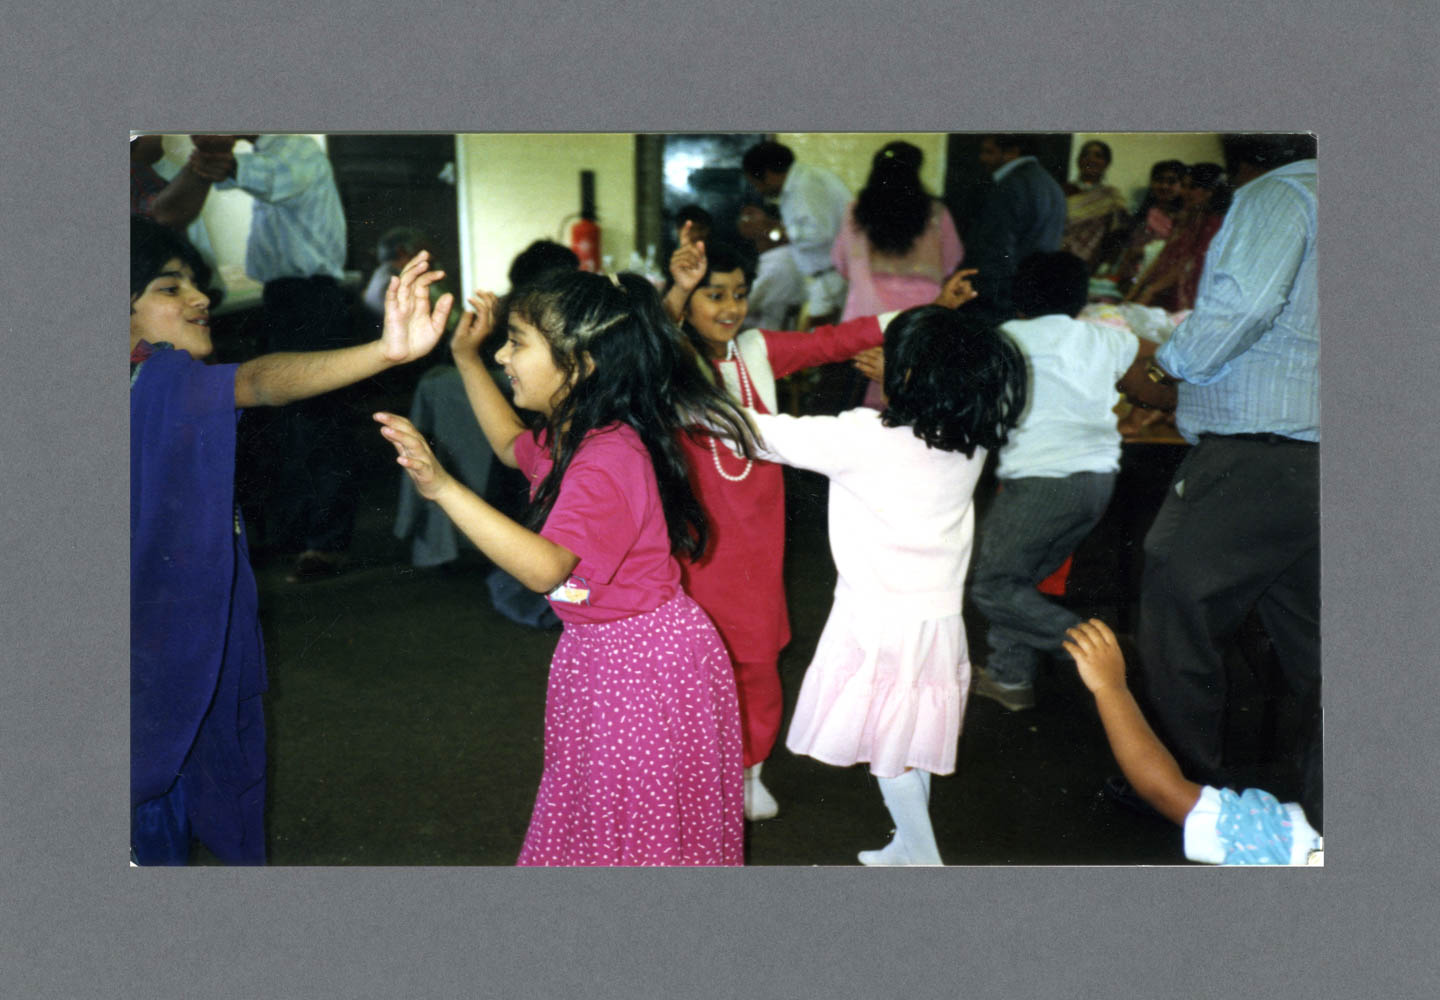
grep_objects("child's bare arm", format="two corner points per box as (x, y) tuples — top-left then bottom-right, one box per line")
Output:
(374, 412), (578, 591)
(450, 292), (526, 468)
(233, 252), (451, 408)
(1063, 619), (1203, 825)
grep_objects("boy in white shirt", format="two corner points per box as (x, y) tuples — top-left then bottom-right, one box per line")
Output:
(969, 251), (1156, 711)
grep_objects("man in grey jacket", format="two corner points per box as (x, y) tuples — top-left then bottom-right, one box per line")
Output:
(967, 134), (1067, 321)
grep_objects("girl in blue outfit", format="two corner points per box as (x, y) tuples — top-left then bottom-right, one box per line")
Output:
(1063, 619), (1322, 865)
(130, 217), (451, 864)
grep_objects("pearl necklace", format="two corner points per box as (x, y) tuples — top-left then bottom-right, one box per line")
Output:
(710, 340), (754, 482)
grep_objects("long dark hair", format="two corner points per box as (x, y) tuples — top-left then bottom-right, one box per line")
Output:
(852, 141), (933, 256)
(880, 305), (1027, 457)
(509, 269), (756, 558)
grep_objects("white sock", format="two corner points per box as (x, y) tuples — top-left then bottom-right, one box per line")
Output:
(744, 762), (779, 821)
(858, 770), (942, 866)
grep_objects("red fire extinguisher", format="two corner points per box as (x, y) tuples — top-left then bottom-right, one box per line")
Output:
(569, 170), (601, 272)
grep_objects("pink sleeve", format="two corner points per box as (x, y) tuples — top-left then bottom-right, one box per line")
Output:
(511, 429), (544, 479)
(761, 316), (885, 380)
(536, 442), (638, 586)
(940, 206), (964, 272)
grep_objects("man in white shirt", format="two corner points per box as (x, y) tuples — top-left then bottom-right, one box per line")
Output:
(742, 141), (851, 324)
(969, 251), (1153, 711)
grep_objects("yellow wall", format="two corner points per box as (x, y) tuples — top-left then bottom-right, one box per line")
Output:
(1071, 132), (1226, 207)
(456, 133), (637, 294)
(778, 132), (949, 198)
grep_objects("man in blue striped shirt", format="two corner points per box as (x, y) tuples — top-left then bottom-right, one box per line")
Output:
(1126, 134), (1321, 828)
(217, 135), (356, 581)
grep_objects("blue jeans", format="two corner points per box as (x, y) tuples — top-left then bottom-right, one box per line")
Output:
(968, 472), (1116, 685)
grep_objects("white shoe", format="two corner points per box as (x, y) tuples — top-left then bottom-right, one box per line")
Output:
(744, 763), (779, 821)
(858, 834), (910, 866)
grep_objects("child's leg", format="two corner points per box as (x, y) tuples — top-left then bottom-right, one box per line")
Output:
(733, 658), (783, 819)
(859, 769), (942, 866)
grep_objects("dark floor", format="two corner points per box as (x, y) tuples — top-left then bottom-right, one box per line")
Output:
(211, 382), (1303, 867)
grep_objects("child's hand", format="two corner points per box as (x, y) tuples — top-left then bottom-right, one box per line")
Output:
(451, 291), (500, 363)
(374, 411), (453, 500)
(935, 267), (979, 309)
(1062, 618), (1127, 694)
(852, 345), (885, 385)
(380, 251), (454, 363)
(669, 236), (707, 295)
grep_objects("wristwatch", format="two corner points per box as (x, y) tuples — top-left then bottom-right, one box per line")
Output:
(1145, 360), (1177, 386)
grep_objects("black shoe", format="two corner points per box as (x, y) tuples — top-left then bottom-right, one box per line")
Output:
(1101, 775), (1165, 822)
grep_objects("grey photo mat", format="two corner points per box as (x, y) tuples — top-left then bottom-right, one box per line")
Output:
(5, 0), (1438, 997)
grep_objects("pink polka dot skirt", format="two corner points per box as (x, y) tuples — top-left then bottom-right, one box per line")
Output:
(516, 593), (745, 866)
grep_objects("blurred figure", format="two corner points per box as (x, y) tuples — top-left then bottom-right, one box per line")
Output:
(130, 133), (235, 231)
(1126, 163), (1230, 311)
(831, 140), (963, 408)
(966, 134), (1067, 321)
(742, 140), (851, 325)
(215, 135), (355, 582)
(737, 202), (805, 331)
(1110, 159), (1186, 293)
(1059, 140), (1130, 274)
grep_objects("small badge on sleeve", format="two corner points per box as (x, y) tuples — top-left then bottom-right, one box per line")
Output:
(547, 576), (591, 605)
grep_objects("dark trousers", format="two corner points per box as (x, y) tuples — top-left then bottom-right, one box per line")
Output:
(968, 472), (1116, 685)
(1136, 435), (1321, 822)
(256, 276), (360, 553)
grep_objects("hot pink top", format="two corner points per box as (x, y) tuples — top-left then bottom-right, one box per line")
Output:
(514, 424), (680, 625)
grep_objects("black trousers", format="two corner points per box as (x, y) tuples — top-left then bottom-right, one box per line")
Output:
(256, 276), (360, 553)
(1136, 434), (1321, 823)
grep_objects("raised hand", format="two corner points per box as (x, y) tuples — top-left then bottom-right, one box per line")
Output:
(1062, 618), (1127, 694)
(451, 290), (501, 364)
(669, 236), (708, 296)
(374, 411), (452, 500)
(935, 267), (980, 309)
(380, 251), (454, 363)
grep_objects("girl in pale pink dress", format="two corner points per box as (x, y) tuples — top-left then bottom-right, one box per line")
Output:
(831, 141), (964, 409)
(739, 302), (1026, 865)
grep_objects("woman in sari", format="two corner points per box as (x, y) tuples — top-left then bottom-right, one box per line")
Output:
(1060, 140), (1130, 274)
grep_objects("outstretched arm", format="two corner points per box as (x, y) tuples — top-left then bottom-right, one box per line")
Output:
(449, 291), (527, 468)
(233, 251), (452, 408)
(374, 412), (579, 592)
(1063, 619), (1203, 825)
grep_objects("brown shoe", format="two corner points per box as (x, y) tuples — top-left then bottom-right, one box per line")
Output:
(287, 550), (343, 583)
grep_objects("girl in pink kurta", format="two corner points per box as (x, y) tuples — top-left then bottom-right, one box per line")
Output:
(377, 269), (757, 866)
(735, 303), (1027, 865)
(830, 141), (964, 410)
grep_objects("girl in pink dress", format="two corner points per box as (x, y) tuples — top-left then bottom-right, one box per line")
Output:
(375, 269), (756, 866)
(830, 141), (964, 410)
(734, 302), (1027, 865)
